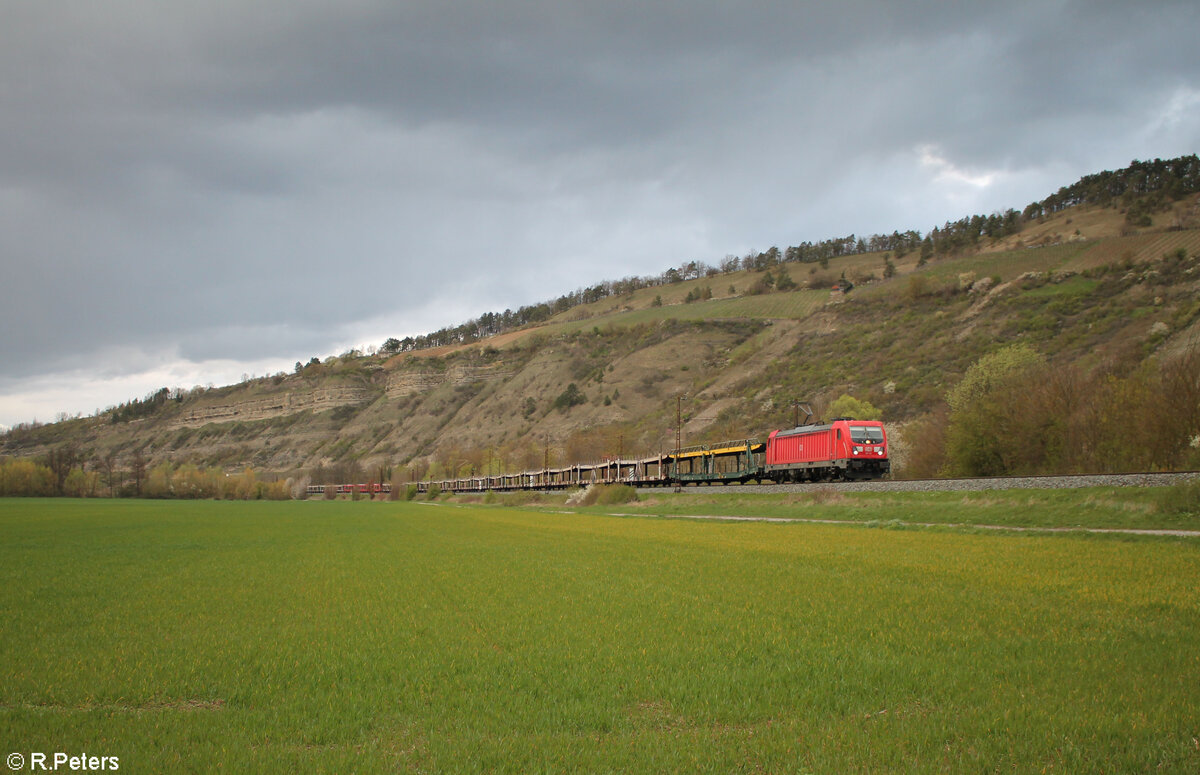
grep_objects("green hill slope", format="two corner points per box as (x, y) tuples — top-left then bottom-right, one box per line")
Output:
(4, 191), (1200, 487)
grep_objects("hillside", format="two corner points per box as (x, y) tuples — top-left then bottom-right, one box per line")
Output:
(4, 177), (1200, 488)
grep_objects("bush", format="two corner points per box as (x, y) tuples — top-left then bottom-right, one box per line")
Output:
(746, 276), (773, 295)
(553, 383), (587, 411)
(494, 491), (546, 507)
(904, 275), (932, 301)
(63, 468), (100, 498)
(937, 343), (1200, 477)
(894, 408), (949, 479)
(0, 458), (55, 496)
(946, 344), (1042, 416)
(943, 345), (1046, 477)
(828, 394), (882, 421)
(426, 483), (442, 500)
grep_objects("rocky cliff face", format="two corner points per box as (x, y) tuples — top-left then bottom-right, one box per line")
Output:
(172, 386), (376, 427)
(386, 363), (514, 398)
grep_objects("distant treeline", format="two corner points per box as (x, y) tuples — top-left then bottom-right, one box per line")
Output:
(308, 460), (393, 487)
(0, 452), (289, 500)
(108, 386), (184, 423)
(0, 455), (399, 499)
(1023, 155), (1200, 221)
(384, 155), (1199, 355)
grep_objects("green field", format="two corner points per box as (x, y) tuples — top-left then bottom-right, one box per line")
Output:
(2, 498), (1199, 772)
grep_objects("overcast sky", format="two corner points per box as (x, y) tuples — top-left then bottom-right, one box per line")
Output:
(2, 1), (1198, 428)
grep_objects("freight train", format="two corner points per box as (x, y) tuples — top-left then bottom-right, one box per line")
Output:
(305, 482), (392, 497)
(415, 418), (888, 494)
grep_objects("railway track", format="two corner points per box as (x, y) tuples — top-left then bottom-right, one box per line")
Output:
(651, 471), (1200, 495)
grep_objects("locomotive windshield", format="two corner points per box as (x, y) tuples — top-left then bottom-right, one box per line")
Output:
(850, 426), (885, 444)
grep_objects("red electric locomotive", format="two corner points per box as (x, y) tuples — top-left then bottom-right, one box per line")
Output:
(764, 418), (889, 482)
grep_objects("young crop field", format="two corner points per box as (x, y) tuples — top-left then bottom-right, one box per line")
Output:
(1, 498), (1198, 772)
(1074, 229), (1200, 270)
(915, 242), (1093, 287)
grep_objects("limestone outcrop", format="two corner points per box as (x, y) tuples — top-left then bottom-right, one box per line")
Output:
(172, 386), (373, 427)
(386, 364), (512, 398)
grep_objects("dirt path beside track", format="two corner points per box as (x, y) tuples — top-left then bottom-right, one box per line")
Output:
(605, 511), (1200, 538)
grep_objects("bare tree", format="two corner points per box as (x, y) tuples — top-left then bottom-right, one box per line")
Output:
(97, 450), (120, 497)
(130, 448), (147, 496)
(45, 444), (80, 495)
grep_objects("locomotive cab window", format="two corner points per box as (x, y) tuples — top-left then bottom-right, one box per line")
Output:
(850, 427), (885, 444)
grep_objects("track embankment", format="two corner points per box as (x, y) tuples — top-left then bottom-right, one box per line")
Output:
(607, 511), (1200, 538)
(628, 472), (1200, 538)
(687, 471), (1200, 495)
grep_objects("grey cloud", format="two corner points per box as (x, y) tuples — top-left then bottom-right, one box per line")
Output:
(1, 1), (1199, 424)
